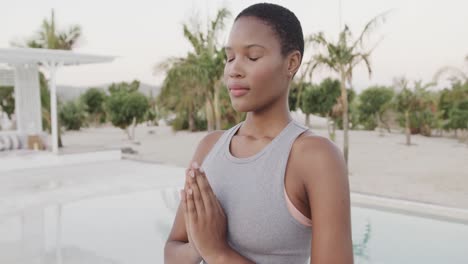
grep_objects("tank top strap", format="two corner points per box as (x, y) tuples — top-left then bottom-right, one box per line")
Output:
(270, 120), (308, 160)
(201, 122), (243, 170)
(270, 120), (309, 197)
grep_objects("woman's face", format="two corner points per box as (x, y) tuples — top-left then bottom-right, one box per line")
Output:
(223, 16), (291, 113)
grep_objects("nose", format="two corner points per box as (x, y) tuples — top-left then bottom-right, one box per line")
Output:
(225, 58), (245, 79)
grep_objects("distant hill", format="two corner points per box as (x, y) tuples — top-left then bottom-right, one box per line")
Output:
(57, 82), (161, 102)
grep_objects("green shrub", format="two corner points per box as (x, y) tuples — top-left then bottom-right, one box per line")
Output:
(105, 90), (149, 131)
(59, 100), (85, 130)
(80, 88), (107, 124)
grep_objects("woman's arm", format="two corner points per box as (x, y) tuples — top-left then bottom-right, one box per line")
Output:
(164, 130), (224, 264)
(295, 136), (354, 264)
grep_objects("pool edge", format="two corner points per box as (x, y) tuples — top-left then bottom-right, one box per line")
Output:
(351, 192), (468, 225)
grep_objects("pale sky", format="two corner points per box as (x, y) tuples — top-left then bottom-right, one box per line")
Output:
(1, 0), (467, 92)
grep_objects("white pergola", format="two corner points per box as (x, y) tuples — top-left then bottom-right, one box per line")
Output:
(0, 48), (115, 154)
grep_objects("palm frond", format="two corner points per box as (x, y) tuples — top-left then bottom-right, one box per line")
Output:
(349, 53), (372, 77)
(183, 24), (203, 55)
(351, 9), (393, 50)
(211, 8), (230, 34)
(313, 54), (339, 72)
(307, 32), (329, 47)
(361, 53), (372, 78)
(58, 25), (82, 49)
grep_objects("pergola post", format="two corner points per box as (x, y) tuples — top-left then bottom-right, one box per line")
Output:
(46, 62), (61, 154)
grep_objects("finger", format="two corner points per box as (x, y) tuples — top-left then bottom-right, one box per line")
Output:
(214, 196), (225, 216)
(181, 189), (194, 243)
(192, 162), (219, 214)
(184, 168), (195, 198)
(186, 187), (197, 223)
(198, 168), (225, 215)
(188, 168), (205, 215)
(185, 168), (192, 187)
(191, 161), (200, 170)
(195, 167), (217, 209)
(180, 189), (188, 218)
(194, 164), (211, 191)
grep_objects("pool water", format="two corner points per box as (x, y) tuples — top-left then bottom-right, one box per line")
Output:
(0, 188), (467, 264)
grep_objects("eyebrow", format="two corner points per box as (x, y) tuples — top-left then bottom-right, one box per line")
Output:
(224, 44), (266, 51)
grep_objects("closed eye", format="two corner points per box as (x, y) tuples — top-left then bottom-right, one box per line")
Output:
(226, 57), (259, 62)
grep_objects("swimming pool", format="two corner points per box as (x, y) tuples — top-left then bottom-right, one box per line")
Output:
(0, 188), (467, 264)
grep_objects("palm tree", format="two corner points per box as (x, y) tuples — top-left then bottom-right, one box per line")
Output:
(13, 9), (82, 50)
(156, 8), (230, 131)
(12, 9), (82, 147)
(394, 78), (436, 145)
(157, 55), (207, 131)
(304, 12), (389, 164)
(438, 82), (468, 138)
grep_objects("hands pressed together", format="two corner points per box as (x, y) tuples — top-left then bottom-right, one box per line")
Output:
(180, 162), (229, 263)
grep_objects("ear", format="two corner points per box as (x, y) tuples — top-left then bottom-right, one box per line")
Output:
(286, 50), (302, 78)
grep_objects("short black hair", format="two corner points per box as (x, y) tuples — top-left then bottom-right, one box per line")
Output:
(235, 3), (304, 62)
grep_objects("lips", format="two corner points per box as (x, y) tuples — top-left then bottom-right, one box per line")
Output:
(228, 84), (250, 97)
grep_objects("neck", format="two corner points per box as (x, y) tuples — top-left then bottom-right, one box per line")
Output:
(240, 94), (292, 139)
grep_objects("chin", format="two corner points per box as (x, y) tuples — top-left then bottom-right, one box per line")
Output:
(231, 100), (254, 113)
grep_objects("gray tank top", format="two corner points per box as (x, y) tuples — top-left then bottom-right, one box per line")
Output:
(200, 119), (312, 264)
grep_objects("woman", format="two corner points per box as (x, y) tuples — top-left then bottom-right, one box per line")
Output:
(165, 3), (353, 263)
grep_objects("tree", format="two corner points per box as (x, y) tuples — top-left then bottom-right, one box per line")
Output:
(334, 88), (358, 131)
(394, 78), (436, 145)
(318, 78), (342, 140)
(289, 82), (301, 112)
(59, 100), (85, 130)
(448, 100), (468, 132)
(438, 81), (468, 138)
(357, 86), (394, 132)
(299, 78), (342, 140)
(80, 88), (107, 125)
(395, 83), (415, 146)
(108, 80), (139, 94)
(105, 81), (149, 141)
(300, 83), (321, 128)
(157, 55), (207, 131)
(305, 12), (389, 164)
(156, 8), (230, 131)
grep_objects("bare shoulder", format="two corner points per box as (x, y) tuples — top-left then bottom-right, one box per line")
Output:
(289, 130), (349, 207)
(188, 130), (225, 167)
(291, 131), (347, 179)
